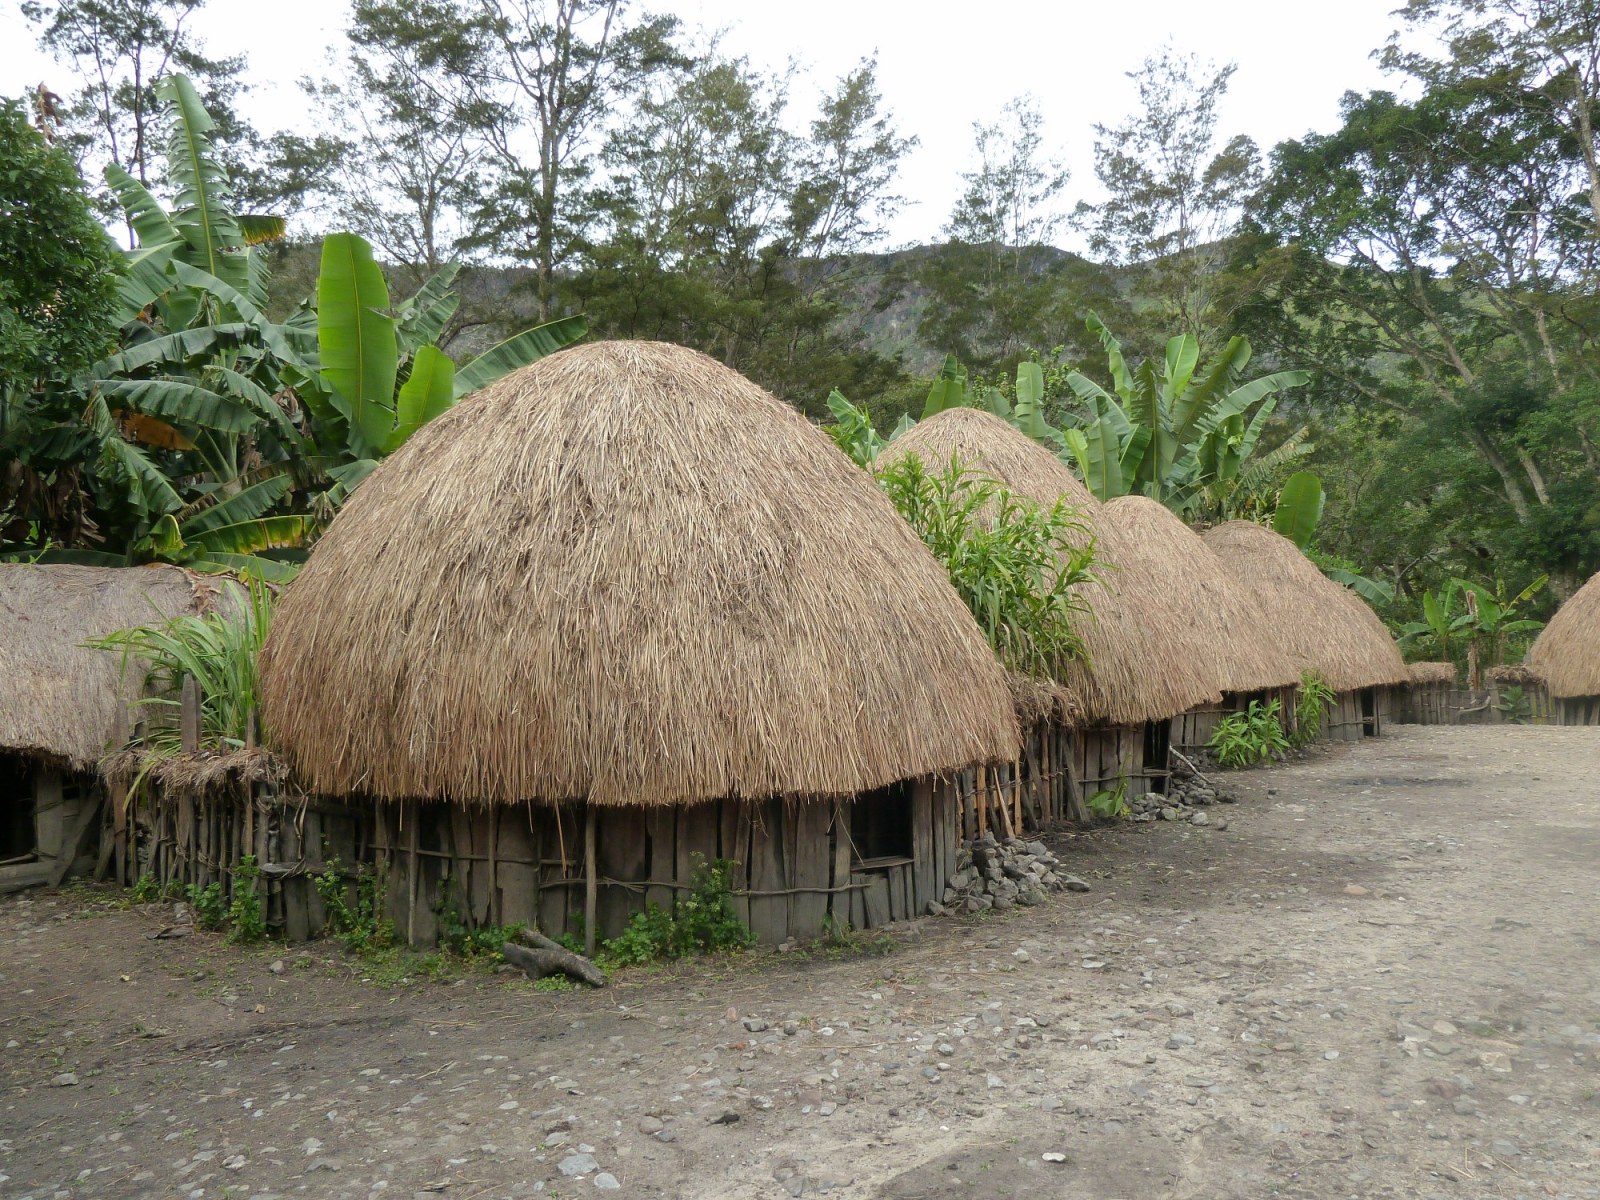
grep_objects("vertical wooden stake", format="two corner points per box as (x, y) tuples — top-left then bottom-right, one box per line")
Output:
(488, 809), (501, 928)
(180, 676), (201, 754)
(111, 704), (129, 885)
(583, 805), (598, 958)
(976, 766), (989, 839)
(406, 800), (419, 946)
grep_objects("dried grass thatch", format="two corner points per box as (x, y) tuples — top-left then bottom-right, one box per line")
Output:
(0, 564), (231, 769)
(881, 408), (1221, 726)
(1528, 570), (1600, 697)
(1486, 662), (1544, 689)
(1102, 496), (1300, 695)
(1202, 521), (1408, 691)
(260, 341), (1019, 807)
(102, 745), (289, 793)
(1407, 661), (1458, 685)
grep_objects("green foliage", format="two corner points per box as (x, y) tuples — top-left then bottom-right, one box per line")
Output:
(92, 577), (273, 758)
(224, 855), (266, 944)
(1272, 472), (1325, 549)
(1086, 779), (1129, 820)
(0, 98), (122, 394)
(186, 880), (227, 930)
(534, 974), (577, 992)
(130, 871), (169, 903)
(1207, 699), (1290, 768)
(600, 857), (753, 967)
(1291, 673), (1336, 747)
(314, 858), (396, 954)
(876, 453), (1098, 678)
(1495, 686), (1531, 726)
(433, 878), (524, 963)
(1061, 313), (1310, 515)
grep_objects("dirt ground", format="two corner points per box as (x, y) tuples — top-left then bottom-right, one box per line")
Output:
(3, 724), (1599, 1200)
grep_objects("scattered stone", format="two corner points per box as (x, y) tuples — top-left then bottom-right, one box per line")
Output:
(594, 1174), (620, 1190)
(709, 1109), (741, 1125)
(742, 1017), (769, 1033)
(1343, 885), (1370, 897)
(1042, 1152), (1067, 1164)
(48, 1072), (78, 1087)
(637, 1116), (664, 1135)
(1190, 811), (1210, 827)
(558, 1154), (599, 1177)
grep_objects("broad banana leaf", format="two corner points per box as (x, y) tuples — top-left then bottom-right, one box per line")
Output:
(317, 232), (398, 457)
(389, 346), (456, 451)
(178, 473), (294, 536)
(238, 214), (287, 246)
(1011, 361), (1063, 445)
(1327, 567), (1394, 605)
(186, 515), (314, 555)
(114, 242), (181, 322)
(181, 552), (302, 583)
(98, 377), (258, 434)
(1272, 472), (1325, 548)
(213, 368), (303, 447)
(453, 315), (589, 398)
(87, 396), (182, 514)
(1160, 334), (1199, 405)
(1085, 313), (1135, 400)
(922, 354), (967, 418)
(395, 264), (464, 354)
(105, 164), (179, 249)
(92, 323), (254, 378)
(157, 75), (248, 294)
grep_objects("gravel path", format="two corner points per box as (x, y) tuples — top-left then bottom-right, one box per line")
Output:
(2, 724), (1598, 1199)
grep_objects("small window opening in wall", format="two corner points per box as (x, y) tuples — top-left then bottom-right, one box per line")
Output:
(849, 781), (912, 864)
(1360, 687), (1378, 736)
(0, 757), (37, 860)
(1142, 720), (1171, 795)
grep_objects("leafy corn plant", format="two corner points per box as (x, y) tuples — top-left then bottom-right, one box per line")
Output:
(90, 577), (274, 756)
(1207, 699), (1290, 768)
(1291, 673), (1336, 747)
(877, 454), (1100, 678)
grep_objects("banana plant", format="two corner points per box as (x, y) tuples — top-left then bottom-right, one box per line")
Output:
(1398, 583), (1464, 660)
(1453, 576), (1547, 686)
(823, 389), (912, 467)
(920, 354), (1066, 444)
(1062, 314), (1310, 510)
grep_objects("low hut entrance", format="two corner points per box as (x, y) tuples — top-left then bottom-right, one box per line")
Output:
(1, 757), (36, 860)
(1361, 688), (1378, 736)
(1141, 721), (1171, 794)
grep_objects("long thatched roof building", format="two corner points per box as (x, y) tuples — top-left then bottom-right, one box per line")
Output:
(1202, 521), (1407, 692)
(0, 563), (224, 769)
(880, 408), (1221, 728)
(1529, 570), (1600, 703)
(260, 340), (1019, 808)
(1102, 496), (1300, 696)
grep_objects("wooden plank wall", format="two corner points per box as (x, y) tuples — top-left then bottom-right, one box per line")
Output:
(1393, 683), (1554, 725)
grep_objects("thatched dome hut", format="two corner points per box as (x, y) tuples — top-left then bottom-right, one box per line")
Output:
(260, 342), (1022, 945)
(262, 341), (1017, 805)
(0, 563), (221, 769)
(1102, 496), (1299, 696)
(881, 409), (1220, 727)
(1529, 571), (1600, 722)
(0, 563), (227, 885)
(1201, 521), (1407, 693)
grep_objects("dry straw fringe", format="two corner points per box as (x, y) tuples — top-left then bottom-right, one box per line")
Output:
(1202, 521), (1408, 692)
(1101, 495), (1301, 695)
(1486, 662), (1543, 689)
(0, 563), (230, 769)
(881, 408), (1221, 726)
(1529, 569), (1600, 697)
(260, 341), (1020, 807)
(1407, 661), (1458, 685)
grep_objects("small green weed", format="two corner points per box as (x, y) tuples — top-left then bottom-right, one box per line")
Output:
(434, 878), (524, 963)
(185, 881), (227, 931)
(131, 872), (164, 904)
(534, 974), (576, 992)
(314, 858), (395, 954)
(1207, 699), (1291, 768)
(1086, 779), (1129, 820)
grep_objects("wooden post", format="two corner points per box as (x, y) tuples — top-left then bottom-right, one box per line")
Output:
(976, 766), (988, 838)
(179, 676), (201, 754)
(111, 704), (129, 885)
(406, 800), (419, 945)
(583, 805), (598, 957)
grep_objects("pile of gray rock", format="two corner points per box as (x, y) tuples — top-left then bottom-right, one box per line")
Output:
(934, 834), (1089, 916)
(1129, 771), (1238, 824)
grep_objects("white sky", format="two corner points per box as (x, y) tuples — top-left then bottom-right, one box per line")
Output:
(2, 0), (1415, 250)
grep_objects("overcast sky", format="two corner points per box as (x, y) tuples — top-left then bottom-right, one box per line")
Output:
(1, 0), (1418, 250)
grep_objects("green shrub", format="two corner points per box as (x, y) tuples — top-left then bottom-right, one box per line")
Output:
(314, 858), (395, 954)
(131, 872), (165, 903)
(434, 878), (524, 962)
(601, 856), (753, 966)
(186, 881), (227, 930)
(1086, 779), (1129, 820)
(224, 855), (266, 944)
(1496, 685), (1531, 725)
(1207, 699), (1291, 768)
(1291, 673), (1336, 747)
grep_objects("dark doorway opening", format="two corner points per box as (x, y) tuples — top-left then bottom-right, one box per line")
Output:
(0, 756), (36, 860)
(850, 781), (913, 864)
(1142, 720), (1171, 795)
(1360, 687), (1378, 736)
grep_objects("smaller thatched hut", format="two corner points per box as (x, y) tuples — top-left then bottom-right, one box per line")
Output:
(260, 341), (1020, 946)
(0, 564), (228, 890)
(1202, 522), (1408, 740)
(882, 409), (1221, 804)
(1529, 572), (1600, 724)
(1101, 497), (1301, 753)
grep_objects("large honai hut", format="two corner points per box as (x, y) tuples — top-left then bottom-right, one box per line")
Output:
(1202, 521), (1408, 740)
(259, 341), (1019, 947)
(880, 408), (1220, 807)
(1100, 496), (1301, 753)
(1528, 570), (1600, 724)
(0, 564), (230, 891)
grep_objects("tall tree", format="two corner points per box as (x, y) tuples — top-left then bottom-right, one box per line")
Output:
(1076, 48), (1260, 341)
(22, 0), (254, 233)
(469, 0), (683, 320)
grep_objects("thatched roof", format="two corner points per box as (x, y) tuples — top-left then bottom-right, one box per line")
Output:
(1201, 521), (1409, 691)
(259, 341), (1019, 807)
(1529, 571), (1600, 697)
(1487, 662), (1543, 689)
(1408, 661), (1457, 685)
(881, 409), (1221, 726)
(1101, 496), (1301, 695)
(0, 564), (228, 769)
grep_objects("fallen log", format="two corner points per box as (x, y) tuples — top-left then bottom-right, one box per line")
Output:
(503, 928), (608, 988)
